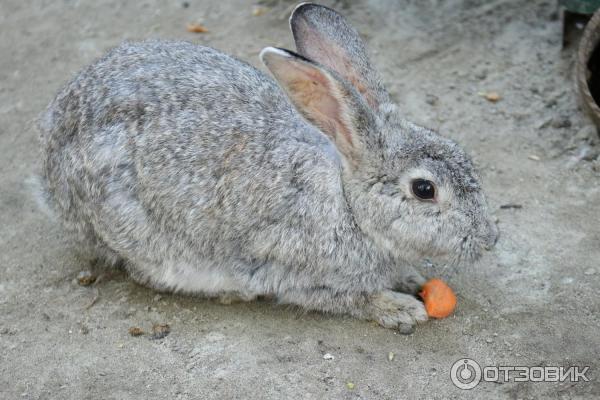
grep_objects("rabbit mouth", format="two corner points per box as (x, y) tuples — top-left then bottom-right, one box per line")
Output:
(452, 235), (481, 265)
(409, 236), (481, 267)
(457, 235), (485, 263)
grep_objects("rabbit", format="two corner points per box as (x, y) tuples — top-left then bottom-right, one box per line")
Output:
(36, 2), (498, 332)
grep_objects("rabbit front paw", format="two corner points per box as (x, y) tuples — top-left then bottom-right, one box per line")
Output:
(368, 290), (428, 334)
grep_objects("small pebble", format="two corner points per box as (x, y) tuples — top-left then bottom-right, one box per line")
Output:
(323, 353), (335, 360)
(528, 154), (540, 161)
(486, 337), (494, 344)
(551, 116), (571, 129)
(584, 268), (596, 276)
(425, 94), (438, 106)
(388, 352), (395, 361)
(76, 271), (96, 286)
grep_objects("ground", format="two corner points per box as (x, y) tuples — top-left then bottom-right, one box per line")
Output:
(1, 0), (599, 399)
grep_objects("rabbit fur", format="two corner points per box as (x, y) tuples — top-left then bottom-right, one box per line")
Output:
(37, 3), (498, 331)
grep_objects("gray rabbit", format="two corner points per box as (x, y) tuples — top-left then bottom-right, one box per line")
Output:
(37, 3), (497, 332)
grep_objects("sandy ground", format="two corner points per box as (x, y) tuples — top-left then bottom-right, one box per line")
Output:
(1, 0), (599, 399)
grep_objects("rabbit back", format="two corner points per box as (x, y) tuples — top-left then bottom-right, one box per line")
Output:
(39, 40), (347, 292)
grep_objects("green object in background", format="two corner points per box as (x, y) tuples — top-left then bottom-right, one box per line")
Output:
(560, 0), (600, 14)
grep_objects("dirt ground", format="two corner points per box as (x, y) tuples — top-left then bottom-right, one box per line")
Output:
(1, 0), (599, 399)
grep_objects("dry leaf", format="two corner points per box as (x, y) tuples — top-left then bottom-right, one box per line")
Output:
(252, 6), (268, 16)
(481, 91), (501, 102)
(128, 327), (144, 337)
(187, 23), (208, 33)
(151, 323), (171, 340)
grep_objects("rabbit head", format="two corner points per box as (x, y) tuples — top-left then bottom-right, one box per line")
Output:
(261, 3), (498, 265)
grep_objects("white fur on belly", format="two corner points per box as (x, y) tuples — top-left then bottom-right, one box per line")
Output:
(157, 260), (243, 295)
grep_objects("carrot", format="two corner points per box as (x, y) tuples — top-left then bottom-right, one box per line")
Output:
(418, 278), (457, 319)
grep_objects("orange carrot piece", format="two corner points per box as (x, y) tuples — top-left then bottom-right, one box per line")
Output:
(418, 278), (457, 319)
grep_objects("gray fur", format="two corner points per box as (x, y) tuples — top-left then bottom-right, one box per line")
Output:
(37, 3), (497, 331)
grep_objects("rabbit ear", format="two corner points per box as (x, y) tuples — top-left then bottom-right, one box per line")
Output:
(290, 3), (389, 110)
(261, 47), (374, 167)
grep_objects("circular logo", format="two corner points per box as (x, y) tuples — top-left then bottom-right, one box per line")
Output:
(450, 358), (482, 390)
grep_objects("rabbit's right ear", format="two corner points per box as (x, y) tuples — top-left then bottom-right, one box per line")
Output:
(261, 47), (375, 167)
(290, 3), (389, 110)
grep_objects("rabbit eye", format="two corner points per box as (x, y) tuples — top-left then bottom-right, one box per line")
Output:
(411, 179), (436, 201)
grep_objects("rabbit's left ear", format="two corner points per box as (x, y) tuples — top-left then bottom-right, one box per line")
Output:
(290, 3), (389, 110)
(261, 47), (375, 168)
